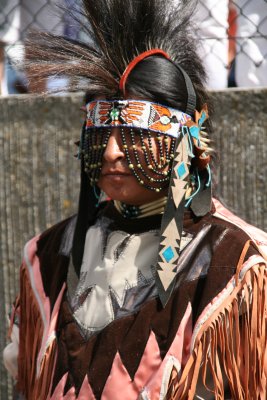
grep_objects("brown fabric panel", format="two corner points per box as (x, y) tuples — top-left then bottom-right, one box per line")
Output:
(52, 299), (96, 395)
(39, 205), (262, 399)
(37, 216), (75, 255)
(87, 311), (159, 397)
(197, 222), (259, 318)
(52, 278), (203, 398)
(51, 223), (213, 398)
(36, 217), (73, 308)
(152, 279), (199, 357)
(53, 297), (138, 398)
(51, 217), (213, 397)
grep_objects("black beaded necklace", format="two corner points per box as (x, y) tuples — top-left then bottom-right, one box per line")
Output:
(114, 197), (167, 219)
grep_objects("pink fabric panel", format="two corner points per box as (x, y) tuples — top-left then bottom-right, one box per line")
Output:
(63, 386), (76, 400)
(102, 332), (161, 399)
(27, 237), (67, 376)
(101, 351), (137, 400)
(49, 373), (96, 399)
(133, 331), (162, 389)
(169, 302), (192, 367)
(26, 236), (50, 319)
(49, 373), (69, 399)
(144, 302), (192, 399)
(77, 375), (96, 400)
(213, 198), (267, 246)
(24, 237), (51, 375)
(38, 283), (66, 375)
(25, 236), (68, 378)
(49, 283), (66, 337)
(26, 236), (51, 331)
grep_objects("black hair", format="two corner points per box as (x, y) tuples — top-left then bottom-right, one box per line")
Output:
(125, 55), (213, 140)
(126, 57), (188, 110)
(126, 56), (209, 114)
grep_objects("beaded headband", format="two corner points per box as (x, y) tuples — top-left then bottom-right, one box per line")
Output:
(85, 99), (192, 137)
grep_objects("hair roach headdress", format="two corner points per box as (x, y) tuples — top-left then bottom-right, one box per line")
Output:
(27, 0), (213, 307)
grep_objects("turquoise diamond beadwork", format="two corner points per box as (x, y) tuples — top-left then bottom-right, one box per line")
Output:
(177, 162), (187, 178)
(162, 246), (175, 263)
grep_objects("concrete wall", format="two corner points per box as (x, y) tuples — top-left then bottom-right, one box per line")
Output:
(0, 89), (266, 399)
(211, 88), (266, 229)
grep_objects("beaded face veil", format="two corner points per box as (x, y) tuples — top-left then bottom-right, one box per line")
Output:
(80, 99), (193, 192)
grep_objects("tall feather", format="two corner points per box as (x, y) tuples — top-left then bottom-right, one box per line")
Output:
(25, 0), (204, 96)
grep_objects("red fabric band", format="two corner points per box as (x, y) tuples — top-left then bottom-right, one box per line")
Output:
(119, 49), (170, 95)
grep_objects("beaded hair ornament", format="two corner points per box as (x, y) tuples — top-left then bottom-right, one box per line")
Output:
(79, 49), (211, 306)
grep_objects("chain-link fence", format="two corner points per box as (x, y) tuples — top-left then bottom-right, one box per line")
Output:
(0, 0), (267, 94)
(194, 0), (267, 88)
(0, 0), (84, 94)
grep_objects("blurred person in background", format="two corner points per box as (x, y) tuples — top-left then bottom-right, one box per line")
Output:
(0, 0), (65, 94)
(198, 0), (267, 88)
(193, 0), (230, 89)
(176, 0), (267, 89)
(235, 0), (267, 87)
(0, 0), (24, 94)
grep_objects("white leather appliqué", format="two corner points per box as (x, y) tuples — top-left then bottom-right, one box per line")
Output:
(71, 224), (160, 332)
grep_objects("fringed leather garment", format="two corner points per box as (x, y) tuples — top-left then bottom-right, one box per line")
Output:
(7, 199), (267, 400)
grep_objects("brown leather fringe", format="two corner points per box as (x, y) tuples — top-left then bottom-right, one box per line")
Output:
(167, 248), (267, 399)
(16, 264), (57, 400)
(8, 295), (20, 338)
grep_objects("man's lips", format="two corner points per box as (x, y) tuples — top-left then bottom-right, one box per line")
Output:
(101, 170), (131, 176)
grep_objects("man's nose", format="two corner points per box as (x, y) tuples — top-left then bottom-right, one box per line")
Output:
(103, 128), (125, 162)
